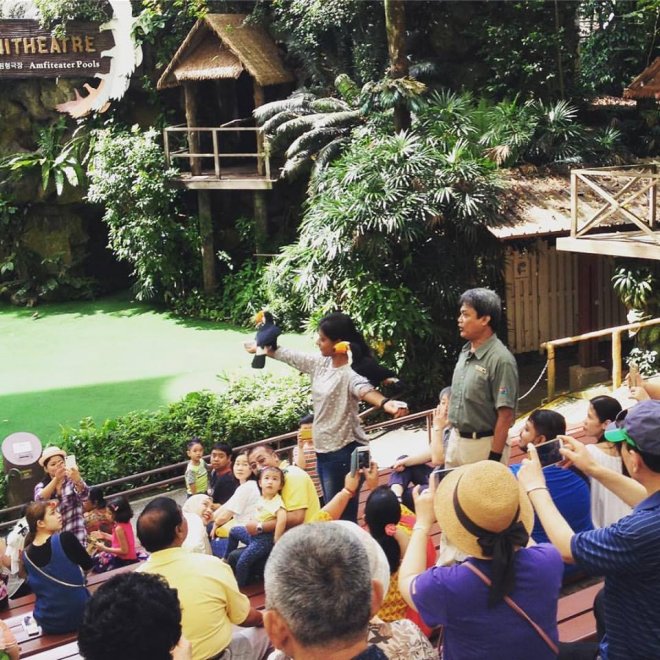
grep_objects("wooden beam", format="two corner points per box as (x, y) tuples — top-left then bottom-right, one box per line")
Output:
(557, 236), (660, 260)
(198, 190), (216, 292)
(253, 82), (265, 176)
(254, 191), (268, 255)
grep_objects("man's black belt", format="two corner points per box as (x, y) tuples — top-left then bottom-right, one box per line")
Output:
(457, 430), (493, 439)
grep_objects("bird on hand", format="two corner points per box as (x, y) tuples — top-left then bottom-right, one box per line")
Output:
(251, 310), (281, 369)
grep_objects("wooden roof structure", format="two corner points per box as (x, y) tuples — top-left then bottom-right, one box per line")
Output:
(492, 164), (660, 260)
(157, 14), (294, 90)
(624, 57), (660, 100)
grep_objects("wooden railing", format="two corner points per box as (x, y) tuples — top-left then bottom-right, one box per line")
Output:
(570, 163), (659, 241)
(541, 317), (660, 401)
(0, 407), (433, 530)
(163, 125), (271, 180)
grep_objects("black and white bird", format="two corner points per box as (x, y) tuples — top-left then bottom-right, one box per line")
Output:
(251, 310), (282, 369)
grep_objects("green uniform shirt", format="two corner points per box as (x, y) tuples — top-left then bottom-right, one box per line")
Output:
(448, 333), (518, 433)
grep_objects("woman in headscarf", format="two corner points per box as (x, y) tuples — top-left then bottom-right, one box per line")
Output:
(399, 461), (563, 660)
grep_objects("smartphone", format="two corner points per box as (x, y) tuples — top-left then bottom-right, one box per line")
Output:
(22, 614), (40, 637)
(350, 446), (370, 475)
(299, 426), (313, 442)
(64, 454), (77, 470)
(535, 438), (563, 467)
(429, 467), (456, 492)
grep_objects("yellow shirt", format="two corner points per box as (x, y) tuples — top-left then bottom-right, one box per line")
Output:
(279, 462), (321, 523)
(138, 547), (249, 660)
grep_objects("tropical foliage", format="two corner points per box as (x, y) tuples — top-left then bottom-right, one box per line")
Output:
(87, 126), (198, 301)
(265, 120), (505, 401)
(0, 119), (87, 196)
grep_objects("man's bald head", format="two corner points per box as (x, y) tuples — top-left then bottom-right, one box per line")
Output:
(136, 497), (184, 553)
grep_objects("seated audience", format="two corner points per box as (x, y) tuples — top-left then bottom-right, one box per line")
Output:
(247, 443), (320, 528)
(364, 486), (434, 627)
(264, 523), (388, 659)
(292, 414), (324, 505)
(582, 395), (631, 527)
(181, 494), (213, 554)
(211, 450), (260, 557)
(22, 500), (92, 634)
(510, 409), (593, 576)
(224, 466), (286, 586)
(389, 387), (451, 509)
(137, 496), (269, 660)
(209, 442), (239, 507)
(91, 495), (142, 573)
(78, 571), (191, 660)
(83, 487), (114, 555)
(518, 400), (660, 660)
(34, 446), (89, 545)
(399, 461), (563, 660)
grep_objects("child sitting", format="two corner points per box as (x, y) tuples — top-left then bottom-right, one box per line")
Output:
(90, 496), (142, 573)
(83, 487), (114, 556)
(224, 465), (286, 586)
(184, 438), (208, 497)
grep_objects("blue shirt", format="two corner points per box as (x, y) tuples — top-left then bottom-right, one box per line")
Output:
(571, 490), (660, 660)
(511, 464), (593, 578)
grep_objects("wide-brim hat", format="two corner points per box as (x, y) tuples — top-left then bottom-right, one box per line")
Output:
(434, 461), (534, 559)
(38, 446), (66, 468)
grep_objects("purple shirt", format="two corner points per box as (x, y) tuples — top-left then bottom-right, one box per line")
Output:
(412, 544), (562, 660)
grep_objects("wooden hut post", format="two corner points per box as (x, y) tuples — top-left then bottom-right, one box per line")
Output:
(198, 190), (217, 292)
(183, 82), (202, 176)
(253, 82), (265, 176)
(253, 81), (268, 254)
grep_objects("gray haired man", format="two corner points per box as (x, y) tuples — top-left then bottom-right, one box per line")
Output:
(263, 524), (386, 660)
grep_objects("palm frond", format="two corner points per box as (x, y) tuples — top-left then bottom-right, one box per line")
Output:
(261, 110), (304, 136)
(286, 127), (347, 159)
(310, 97), (351, 113)
(253, 94), (315, 125)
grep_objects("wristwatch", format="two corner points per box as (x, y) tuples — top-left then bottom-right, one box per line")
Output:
(256, 522), (263, 534)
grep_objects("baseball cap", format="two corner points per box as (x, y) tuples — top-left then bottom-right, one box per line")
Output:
(604, 400), (660, 455)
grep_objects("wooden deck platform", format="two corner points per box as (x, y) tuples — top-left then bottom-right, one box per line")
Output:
(172, 165), (278, 190)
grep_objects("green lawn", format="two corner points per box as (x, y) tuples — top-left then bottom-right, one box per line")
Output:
(0, 294), (315, 445)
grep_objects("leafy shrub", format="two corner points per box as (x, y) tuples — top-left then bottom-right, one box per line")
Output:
(55, 374), (311, 495)
(87, 126), (200, 301)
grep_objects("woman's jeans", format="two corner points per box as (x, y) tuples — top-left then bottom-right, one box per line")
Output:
(316, 441), (364, 523)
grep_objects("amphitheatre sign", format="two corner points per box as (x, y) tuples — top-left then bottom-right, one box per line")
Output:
(0, 20), (112, 77)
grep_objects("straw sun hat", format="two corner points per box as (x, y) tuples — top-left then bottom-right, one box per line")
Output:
(38, 446), (66, 468)
(434, 460), (534, 559)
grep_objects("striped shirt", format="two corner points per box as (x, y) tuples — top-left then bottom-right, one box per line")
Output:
(571, 490), (660, 660)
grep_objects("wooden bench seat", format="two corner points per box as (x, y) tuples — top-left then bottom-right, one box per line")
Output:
(557, 581), (602, 643)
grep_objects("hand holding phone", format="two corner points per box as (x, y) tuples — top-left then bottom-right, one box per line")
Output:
(350, 446), (370, 476)
(534, 438), (563, 467)
(65, 454), (77, 470)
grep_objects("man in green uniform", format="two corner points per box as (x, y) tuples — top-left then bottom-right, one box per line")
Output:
(446, 288), (518, 467)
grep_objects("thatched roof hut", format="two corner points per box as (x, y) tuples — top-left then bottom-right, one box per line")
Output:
(624, 57), (660, 100)
(157, 14), (293, 90)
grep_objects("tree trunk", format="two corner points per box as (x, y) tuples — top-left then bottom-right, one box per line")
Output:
(384, 0), (410, 132)
(198, 190), (216, 293)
